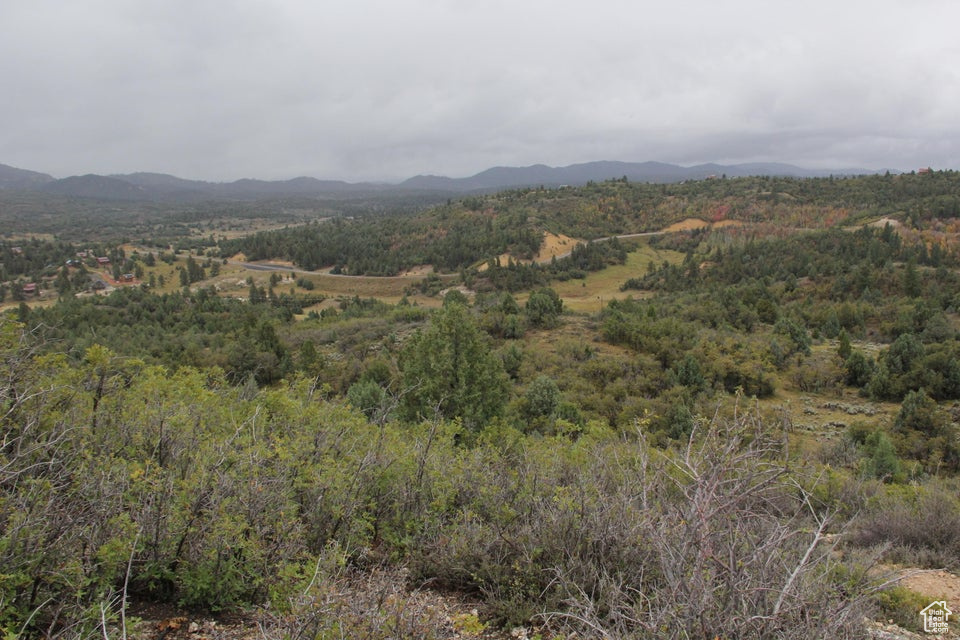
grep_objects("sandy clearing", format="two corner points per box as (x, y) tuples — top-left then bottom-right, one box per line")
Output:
(535, 232), (580, 262)
(475, 253), (514, 272)
(476, 232), (584, 271)
(254, 259), (295, 268)
(663, 218), (711, 232)
(897, 569), (960, 604)
(399, 264), (435, 276)
(869, 217), (903, 228)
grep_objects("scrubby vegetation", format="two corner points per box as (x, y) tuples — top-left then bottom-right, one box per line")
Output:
(5, 171), (960, 637)
(0, 318), (893, 638)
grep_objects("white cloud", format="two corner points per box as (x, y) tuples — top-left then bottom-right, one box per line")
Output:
(1, 0), (958, 180)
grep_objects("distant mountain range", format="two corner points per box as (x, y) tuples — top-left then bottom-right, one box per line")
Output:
(0, 160), (885, 203)
(399, 160), (879, 191)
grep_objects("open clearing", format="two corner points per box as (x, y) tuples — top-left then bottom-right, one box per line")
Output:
(897, 568), (960, 604)
(663, 217), (712, 232)
(535, 232), (580, 262)
(554, 240), (685, 312)
(219, 232), (686, 311)
(479, 231), (582, 271)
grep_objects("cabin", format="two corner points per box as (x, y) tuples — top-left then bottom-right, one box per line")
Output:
(21, 283), (37, 296)
(97, 256), (111, 265)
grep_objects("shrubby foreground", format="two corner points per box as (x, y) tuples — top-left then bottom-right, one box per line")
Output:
(0, 317), (923, 639)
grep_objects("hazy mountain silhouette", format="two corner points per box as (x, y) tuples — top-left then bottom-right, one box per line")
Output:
(401, 160), (877, 191)
(41, 174), (150, 200)
(0, 163), (55, 189)
(0, 160), (883, 203)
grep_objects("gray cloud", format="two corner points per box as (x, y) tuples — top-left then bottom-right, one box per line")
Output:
(2, 0), (957, 181)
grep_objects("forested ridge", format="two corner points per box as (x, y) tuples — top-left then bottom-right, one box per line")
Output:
(220, 170), (960, 274)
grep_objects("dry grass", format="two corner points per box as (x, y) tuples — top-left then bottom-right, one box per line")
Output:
(553, 241), (685, 312)
(478, 232), (583, 271)
(535, 232), (580, 262)
(712, 219), (744, 228)
(399, 264), (435, 276)
(1, 232), (58, 242)
(662, 217), (711, 232)
(868, 217), (903, 229)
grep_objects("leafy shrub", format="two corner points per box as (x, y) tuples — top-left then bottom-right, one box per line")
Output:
(851, 482), (960, 570)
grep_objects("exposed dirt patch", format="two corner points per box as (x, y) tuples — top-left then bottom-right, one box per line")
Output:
(897, 568), (960, 604)
(534, 232), (580, 262)
(400, 264), (435, 276)
(125, 581), (522, 640)
(252, 259), (295, 268)
(712, 219), (745, 228)
(477, 232), (584, 271)
(663, 217), (711, 232)
(870, 217), (904, 229)
(476, 252), (513, 271)
(659, 218), (743, 233)
(439, 285), (475, 299)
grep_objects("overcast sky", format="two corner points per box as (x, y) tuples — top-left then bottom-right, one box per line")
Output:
(2, 0), (958, 182)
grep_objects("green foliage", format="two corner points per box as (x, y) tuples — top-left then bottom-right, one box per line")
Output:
(673, 353), (706, 390)
(601, 296), (774, 399)
(19, 287), (310, 383)
(399, 304), (508, 430)
(523, 287), (563, 328)
(476, 240), (629, 292)
(409, 413), (875, 637)
(347, 379), (392, 422)
(843, 350), (874, 387)
(523, 375), (560, 419)
(887, 388), (959, 471)
(870, 334), (960, 401)
(837, 329), (851, 359)
(774, 316), (812, 356)
(220, 205), (542, 276)
(863, 430), (902, 482)
(851, 481), (960, 570)
(514, 374), (565, 433)
(894, 388), (940, 435)
(0, 315), (930, 638)
(498, 343), (523, 380)
(442, 288), (469, 307)
(873, 586), (928, 633)
(665, 398), (695, 440)
(10, 171), (960, 635)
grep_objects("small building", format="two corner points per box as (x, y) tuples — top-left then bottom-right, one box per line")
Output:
(97, 256), (111, 265)
(11, 247), (23, 255)
(121, 273), (135, 282)
(22, 283), (37, 295)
